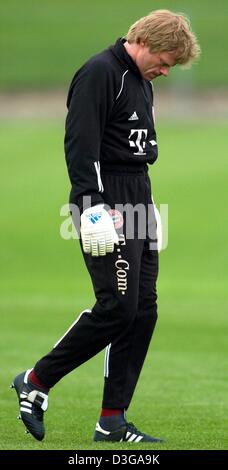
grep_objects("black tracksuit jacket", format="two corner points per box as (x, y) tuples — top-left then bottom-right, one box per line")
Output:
(64, 38), (158, 210)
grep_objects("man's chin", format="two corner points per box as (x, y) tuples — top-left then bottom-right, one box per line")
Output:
(144, 73), (158, 81)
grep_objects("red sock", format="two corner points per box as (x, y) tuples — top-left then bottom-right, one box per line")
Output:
(101, 408), (123, 417)
(28, 370), (49, 391)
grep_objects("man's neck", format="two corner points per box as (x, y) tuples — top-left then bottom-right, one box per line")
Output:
(123, 41), (139, 63)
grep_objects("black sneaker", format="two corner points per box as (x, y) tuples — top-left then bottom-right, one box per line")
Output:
(11, 369), (48, 441)
(94, 421), (163, 443)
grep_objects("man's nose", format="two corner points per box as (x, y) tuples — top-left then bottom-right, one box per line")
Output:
(160, 66), (169, 77)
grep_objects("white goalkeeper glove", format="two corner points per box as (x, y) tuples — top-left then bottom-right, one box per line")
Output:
(80, 204), (119, 256)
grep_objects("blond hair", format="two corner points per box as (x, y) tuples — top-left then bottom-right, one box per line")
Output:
(126, 10), (201, 65)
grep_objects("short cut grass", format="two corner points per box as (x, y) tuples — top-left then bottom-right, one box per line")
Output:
(126, 9), (201, 66)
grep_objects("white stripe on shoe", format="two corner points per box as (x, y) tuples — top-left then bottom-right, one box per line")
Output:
(20, 401), (32, 407)
(20, 407), (32, 414)
(135, 435), (144, 442)
(95, 422), (111, 435)
(125, 431), (143, 442)
(24, 369), (33, 384)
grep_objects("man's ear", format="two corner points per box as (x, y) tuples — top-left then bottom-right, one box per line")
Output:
(138, 39), (145, 47)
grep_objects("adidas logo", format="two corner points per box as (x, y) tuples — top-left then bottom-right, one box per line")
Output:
(95, 423), (144, 442)
(128, 111), (139, 121)
(125, 431), (143, 442)
(88, 213), (102, 224)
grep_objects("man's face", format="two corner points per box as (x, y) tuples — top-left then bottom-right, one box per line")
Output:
(135, 42), (177, 81)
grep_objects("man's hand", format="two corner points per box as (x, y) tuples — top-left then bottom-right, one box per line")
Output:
(80, 204), (119, 256)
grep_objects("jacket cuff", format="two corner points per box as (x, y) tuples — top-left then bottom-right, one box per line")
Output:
(70, 192), (104, 213)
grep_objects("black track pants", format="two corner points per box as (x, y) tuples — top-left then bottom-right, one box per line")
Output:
(34, 169), (158, 410)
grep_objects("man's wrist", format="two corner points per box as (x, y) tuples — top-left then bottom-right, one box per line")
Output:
(77, 194), (104, 213)
(82, 204), (104, 216)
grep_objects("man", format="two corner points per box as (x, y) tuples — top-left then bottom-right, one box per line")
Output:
(12, 10), (200, 443)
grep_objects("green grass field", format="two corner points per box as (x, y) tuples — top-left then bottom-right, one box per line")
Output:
(1, 0), (228, 89)
(0, 119), (227, 450)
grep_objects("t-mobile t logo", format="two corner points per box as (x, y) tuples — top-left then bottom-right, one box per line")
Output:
(129, 129), (148, 155)
(129, 129), (157, 156)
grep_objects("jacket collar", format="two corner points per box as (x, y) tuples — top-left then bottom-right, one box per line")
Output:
(110, 38), (142, 78)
